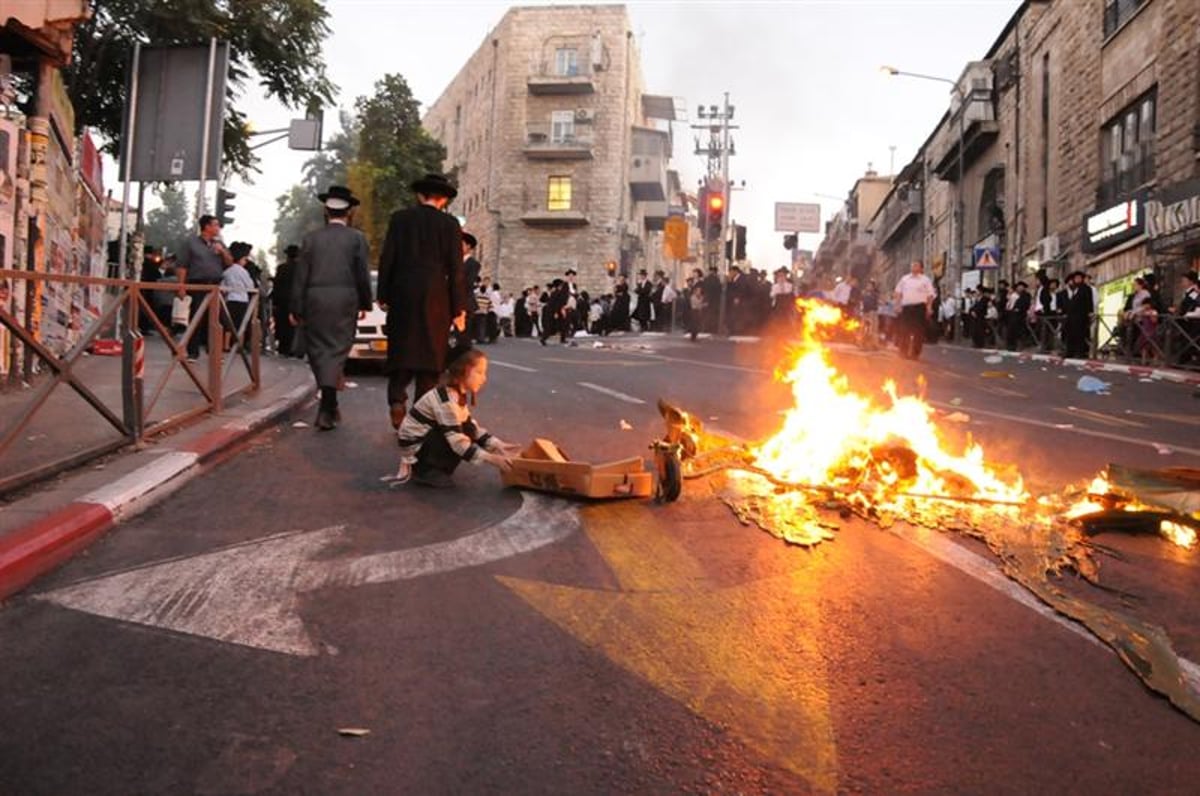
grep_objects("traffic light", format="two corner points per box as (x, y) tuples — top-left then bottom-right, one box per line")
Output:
(725, 224), (747, 261)
(216, 188), (236, 226)
(704, 191), (725, 240)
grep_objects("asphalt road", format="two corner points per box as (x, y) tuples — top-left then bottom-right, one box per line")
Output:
(1, 334), (1198, 794)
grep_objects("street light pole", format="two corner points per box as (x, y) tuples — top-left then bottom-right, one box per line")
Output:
(880, 66), (965, 292)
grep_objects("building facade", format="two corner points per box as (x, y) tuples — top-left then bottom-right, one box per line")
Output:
(813, 167), (892, 286)
(422, 4), (681, 293)
(838, 0), (1200, 312)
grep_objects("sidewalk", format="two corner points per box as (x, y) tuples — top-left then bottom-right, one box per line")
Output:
(0, 356), (315, 601)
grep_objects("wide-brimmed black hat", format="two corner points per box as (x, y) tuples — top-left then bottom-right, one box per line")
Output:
(564, 268), (577, 277)
(317, 185), (359, 208)
(1066, 270), (1086, 280)
(461, 231), (478, 249)
(284, 244), (300, 257)
(411, 173), (458, 199)
(1183, 270), (1199, 284)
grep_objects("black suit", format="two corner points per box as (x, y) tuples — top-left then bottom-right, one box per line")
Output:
(377, 204), (466, 407)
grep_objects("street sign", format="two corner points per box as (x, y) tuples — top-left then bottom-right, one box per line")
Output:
(973, 244), (1001, 269)
(774, 202), (821, 234)
(663, 215), (689, 260)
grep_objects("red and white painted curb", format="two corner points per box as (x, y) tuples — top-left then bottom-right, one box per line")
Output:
(974, 348), (1200, 386)
(0, 384), (313, 601)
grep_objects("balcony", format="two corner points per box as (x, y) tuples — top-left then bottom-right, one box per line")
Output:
(520, 184), (590, 227)
(877, 187), (923, 247)
(527, 61), (596, 95)
(523, 123), (594, 160)
(932, 90), (1000, 181)
(1097, 144), (1155, 205)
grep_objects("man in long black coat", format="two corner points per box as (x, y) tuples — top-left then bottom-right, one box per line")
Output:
(377, 173), (467, 429)
(290, 186), (373, 430)
(1062, 270), (1094, 359)
(272, 244), (299, 357)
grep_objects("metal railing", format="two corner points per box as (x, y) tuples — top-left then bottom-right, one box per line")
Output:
(948, 309), (1200, 370)
(0, 269), (261, 495)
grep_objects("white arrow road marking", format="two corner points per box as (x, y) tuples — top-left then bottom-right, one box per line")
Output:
(37, 493), (580, 657)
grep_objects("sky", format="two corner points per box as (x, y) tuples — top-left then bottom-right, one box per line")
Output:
(216, 0), (1022, 272)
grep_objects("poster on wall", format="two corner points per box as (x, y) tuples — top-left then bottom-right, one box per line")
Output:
(37, 118), (82, 356)
(0, 119), (17, 377)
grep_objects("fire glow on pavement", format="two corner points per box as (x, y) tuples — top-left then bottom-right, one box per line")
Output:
(672, 298), (1200, 722)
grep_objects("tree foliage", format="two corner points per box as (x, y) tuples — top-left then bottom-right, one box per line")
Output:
(65, 0), (337, 178)
(143, 183), (191, 254)
(353, 74), (447, 253)
(272, 75), (446, 258)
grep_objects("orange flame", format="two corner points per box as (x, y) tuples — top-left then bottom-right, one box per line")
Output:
(752, 299), (1027, 514)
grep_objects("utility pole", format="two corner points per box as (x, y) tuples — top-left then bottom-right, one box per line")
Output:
(693, 95), (737, 333)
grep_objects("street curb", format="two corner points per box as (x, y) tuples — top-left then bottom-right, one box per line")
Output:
(0, 383), (314, 602)
(971, 348), (1200, 386)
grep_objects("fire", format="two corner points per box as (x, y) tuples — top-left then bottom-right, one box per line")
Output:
(752, 299), (1027, 514)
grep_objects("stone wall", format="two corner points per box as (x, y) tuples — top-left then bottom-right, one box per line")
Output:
(424, 5), (664, 296)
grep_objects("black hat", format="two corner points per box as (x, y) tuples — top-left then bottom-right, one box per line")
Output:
(565, 268), (577, 277)
(1067, 270), (1086, 280)
(284, 244), (300, 257)
(411, 173), (458, 199)
(1183, 270), (1199, 285)
(461, 231), (478, 249)
(317, 185), (359, 208)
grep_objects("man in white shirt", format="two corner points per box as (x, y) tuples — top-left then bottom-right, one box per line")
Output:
(893, 260), (936, 359)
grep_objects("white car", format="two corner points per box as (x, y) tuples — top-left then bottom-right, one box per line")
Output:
(349, 273), (388, 362)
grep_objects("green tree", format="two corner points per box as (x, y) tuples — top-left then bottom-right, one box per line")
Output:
(353, 74), (447, 253)
(272, 111), (358, 257)
(143, 183), (191, 254)
(65, 0), (337, 177)
(272, 184), (323, 260)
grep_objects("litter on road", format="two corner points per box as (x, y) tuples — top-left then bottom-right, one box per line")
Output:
(1076, 375), (1111, 394)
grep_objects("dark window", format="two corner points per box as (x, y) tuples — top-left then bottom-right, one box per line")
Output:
(1104, 0), (1146, 38)
(1098, 89), (1155, 204)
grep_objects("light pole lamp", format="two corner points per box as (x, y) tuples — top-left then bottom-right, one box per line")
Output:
(880, 66), (965, 291)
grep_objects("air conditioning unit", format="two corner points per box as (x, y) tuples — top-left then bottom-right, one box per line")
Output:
(575, 108), (595, 123)
(1037, 235), (1060, 262)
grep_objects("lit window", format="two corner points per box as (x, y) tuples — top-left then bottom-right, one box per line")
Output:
(548, 177), (572, 211)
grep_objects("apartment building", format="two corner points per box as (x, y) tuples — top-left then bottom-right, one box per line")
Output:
(422, 4), (682, 293)
(859, 0), (1200, 308)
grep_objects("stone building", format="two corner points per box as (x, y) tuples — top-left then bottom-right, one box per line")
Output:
(813, 167), (891, 285)
(422, 4), (681, 294)
(845, 0), (1200, 316)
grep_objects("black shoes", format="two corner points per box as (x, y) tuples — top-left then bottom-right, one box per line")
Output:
(315, 407), (337, 430)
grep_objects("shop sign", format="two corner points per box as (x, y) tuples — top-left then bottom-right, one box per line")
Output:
(1146, 179), (1200, 253)
(1082, 194), (1144, 253)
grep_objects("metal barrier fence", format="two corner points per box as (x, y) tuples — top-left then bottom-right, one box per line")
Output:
(0, 269), (261, 494)
(949, 311), (1200, 370)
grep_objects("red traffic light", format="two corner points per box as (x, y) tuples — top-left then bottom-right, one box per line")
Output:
(707, 194), (724, 211)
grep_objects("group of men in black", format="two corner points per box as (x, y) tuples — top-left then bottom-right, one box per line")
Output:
(961, 270), (1094, 358)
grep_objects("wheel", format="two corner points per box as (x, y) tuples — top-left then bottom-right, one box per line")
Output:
(655, 448), (683, 503)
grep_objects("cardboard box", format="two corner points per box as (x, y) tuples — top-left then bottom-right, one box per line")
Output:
(501, 438), (654, 499)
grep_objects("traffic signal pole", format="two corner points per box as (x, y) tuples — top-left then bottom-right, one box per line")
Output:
(693, 94), (737, 334)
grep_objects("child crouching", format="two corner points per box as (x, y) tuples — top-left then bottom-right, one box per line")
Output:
(389, 349), (519, 488)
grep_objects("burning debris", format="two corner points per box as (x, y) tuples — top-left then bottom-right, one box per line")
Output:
(655, 298), (1200, 722)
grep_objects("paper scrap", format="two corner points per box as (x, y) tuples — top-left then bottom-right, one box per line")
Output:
(619, 419), (633, 431)
(1153, 443), (1173, 455)
(292, 421), (309, 428)
(337, 728), (370, 737)
(944, 412), (971, 423)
